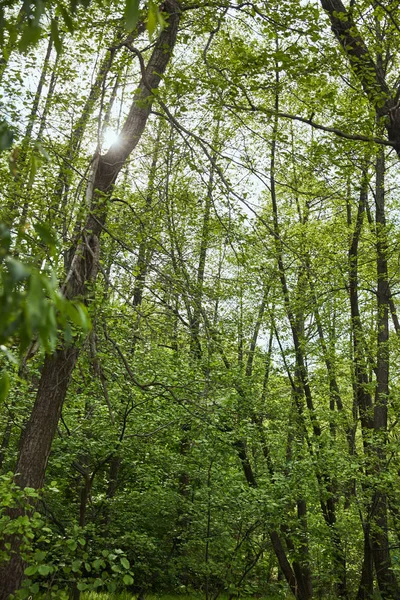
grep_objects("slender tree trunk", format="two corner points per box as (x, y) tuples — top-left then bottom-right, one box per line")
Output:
(36, 47), (61, 141)
(2, 34), (53, 228)
(370, 148), (399, 599)
(190, 148), (215, 357)
(348, 177), (375, 600)
(270, 60), (316, 599)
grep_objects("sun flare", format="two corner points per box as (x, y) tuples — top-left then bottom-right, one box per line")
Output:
(103, 128), (119, 149)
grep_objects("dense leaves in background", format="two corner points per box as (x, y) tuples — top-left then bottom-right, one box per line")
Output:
(1, 0), (400, 599)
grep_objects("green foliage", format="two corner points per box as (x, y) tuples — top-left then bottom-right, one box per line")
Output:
(16, 530), (134, 598)
(0, 224), (90, 353)
(124, 0), (140, 31)
(2, 0), (400, 598)
(0, 120), (13, 152)
(0, 223), (91, 404)
(0, 472), (42, 564)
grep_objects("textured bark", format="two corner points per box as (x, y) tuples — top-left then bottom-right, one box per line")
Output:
(348, 181), (374, 443)
(0, 5), (180, 597)
(14, 347), (79, 489)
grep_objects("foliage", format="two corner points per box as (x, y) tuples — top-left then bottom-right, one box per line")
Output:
(17, 531), (134, 598)
(2, 0), (400, 599)
(0, 472), (41, 564)
(0, 222), (91, 405)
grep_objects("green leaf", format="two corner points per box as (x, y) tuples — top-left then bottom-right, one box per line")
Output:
(93, 558), (103, 570)
(71, 559), (81, 572)
(60, 7), (74, 32)
(66, 539), (77, 551)
(24, 565), (37, 576)
(18, 25), (42, 52)
(121, 557), (130, 569)
(0, 371), (10, 403)
(34, 222), (57, 250)
(38, 564), (52, 575)
(123, 574), (134, 585)
(65, 302), (91, 332)
(77, 582), (88, 591)
(26, 272), (45, 327)
(125, 0), (140, 31)
(0, 121), (13, 152)
(75, 303), (91, 331)
(28, 153), (40, 186)
(6, 257), (30, 282)
(34, 550), (47, 562)
(147, 0), (157, 37)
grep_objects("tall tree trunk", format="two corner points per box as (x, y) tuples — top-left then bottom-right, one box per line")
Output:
(190, 147), (215, 357)
(0, 5), (180, 597)
(36, 46), (61, 141)
(357, 523), (374, 600)
(348, 177), (375, 600)
(370, 147), (399, 599)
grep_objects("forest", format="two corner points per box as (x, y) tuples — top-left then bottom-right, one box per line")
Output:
(1, 0), (400, 598)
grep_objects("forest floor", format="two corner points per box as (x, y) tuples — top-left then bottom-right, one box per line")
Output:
(81, 593), (284, 600)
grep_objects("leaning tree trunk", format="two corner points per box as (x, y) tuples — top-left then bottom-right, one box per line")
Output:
(0, 3), (180, 597)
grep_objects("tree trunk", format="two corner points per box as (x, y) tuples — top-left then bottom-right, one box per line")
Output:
(357, 523), (374, 600)
(370, 148), (399, 599)
(0, 5), (180, 596)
